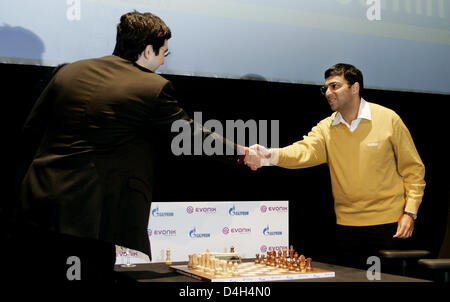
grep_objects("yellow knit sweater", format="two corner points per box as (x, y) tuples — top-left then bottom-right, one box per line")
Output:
(277, 102), (425, 226)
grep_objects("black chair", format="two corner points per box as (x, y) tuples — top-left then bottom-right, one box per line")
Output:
(379, 250), (430, 276)
(418, 259), (450, 283)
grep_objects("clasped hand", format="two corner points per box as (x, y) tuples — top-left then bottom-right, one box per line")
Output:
(243, 144), (274, 171)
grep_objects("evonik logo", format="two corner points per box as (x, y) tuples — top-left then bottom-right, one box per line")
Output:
(147, 229), (176, 237)
(222, 226), (251, 235)
(260, 205), (288, 213)
(186, 206), (217, 214)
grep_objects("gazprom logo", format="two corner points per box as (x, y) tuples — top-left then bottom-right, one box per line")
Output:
(228, 205), (249, 216)
(263, 225), (283, 236)
(151, 207), (174, 217)
(189, 227), (211, 239)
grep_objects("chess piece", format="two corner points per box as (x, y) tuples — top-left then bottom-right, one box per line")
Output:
(226, 261), (233, 276)
(255, 253), (260, 264)
(230, 246), (235, 253)
(306, 258), (312, 271)
(295, 259), (301, 272)
(165, 248), (172, 265)
(198, 253), (205, 271)
(282, 248), (287, 259)
(288, 259), (295, 271)
(271, 255), (276, 267)
(233, 262), (239, 276)
(188, 254), (194, 268)
(289, 245), (294, 259)
(275, 258), (281, 268)
(193, 254), (199, 269)
(214, 259), (222, 276)
(207, 257), (214, 275)
(222, 260), (227, 275)
(269, 253), (273, 265)
(299, 255), (306, 273)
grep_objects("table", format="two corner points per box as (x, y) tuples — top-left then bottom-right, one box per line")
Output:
(113, 261), (448, 299)
(114, 260), (430, 282)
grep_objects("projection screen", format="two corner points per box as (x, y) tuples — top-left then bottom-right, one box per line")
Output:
(1, 0), (449, 94)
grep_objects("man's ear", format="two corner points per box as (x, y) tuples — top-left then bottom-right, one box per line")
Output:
(143, 45), (154, 59)
(352, 82), (360, 95)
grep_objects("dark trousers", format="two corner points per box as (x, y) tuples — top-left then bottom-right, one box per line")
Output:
(334, 223), (397, 270)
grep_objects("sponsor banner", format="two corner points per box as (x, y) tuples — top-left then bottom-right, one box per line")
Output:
(115, 201), (288, 264)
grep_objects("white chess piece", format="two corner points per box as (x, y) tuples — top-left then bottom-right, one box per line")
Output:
(165, 248), (172, 265)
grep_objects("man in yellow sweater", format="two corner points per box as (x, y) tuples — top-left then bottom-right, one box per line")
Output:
(245, 63), (425, 269)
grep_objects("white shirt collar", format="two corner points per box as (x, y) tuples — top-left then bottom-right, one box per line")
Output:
(332, 98), (371, 131)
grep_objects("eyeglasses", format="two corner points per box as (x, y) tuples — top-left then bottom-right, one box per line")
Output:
(164, 50), (171, 57)
(320, 82), (347, 95)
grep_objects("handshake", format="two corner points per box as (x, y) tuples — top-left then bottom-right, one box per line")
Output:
(241, 144), (278, 171)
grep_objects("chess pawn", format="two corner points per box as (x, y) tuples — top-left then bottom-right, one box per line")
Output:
(306, 258), (313, 271)
(191, 254), (197, 269)
(271, 256), (276, 267)
(233, 262), (239, 276)
(288, 259), (295, 271)
(226, 261), (233, 276)
(199, 253), (206, 272)
(213, 260), (221, 276)
(300, 255), (306, 273)
(292, 258), (298, 269)
(188, 255), (194, 268)
(255, 253), (260, 264)
(208, 257), (214, 275)
(194, 254), (199, 269)
(295, 259), (301, 272)
(222, 260), (228, 275)
(165, 248), (172, 265)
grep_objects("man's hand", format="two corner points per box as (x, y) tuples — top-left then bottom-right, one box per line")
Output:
(244, 144), (273, 171)
(393, 214), (415, 239)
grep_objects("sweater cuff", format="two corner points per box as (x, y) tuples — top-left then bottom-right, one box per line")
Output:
(270, 148), (280, 165)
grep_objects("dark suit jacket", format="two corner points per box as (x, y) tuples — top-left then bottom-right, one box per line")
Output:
(20, 55), (239, 257)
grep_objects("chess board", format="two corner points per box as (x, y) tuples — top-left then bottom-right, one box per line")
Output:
(170, 262), (335, 282)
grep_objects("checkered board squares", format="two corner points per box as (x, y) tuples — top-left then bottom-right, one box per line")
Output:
(170, 263), (335, 282)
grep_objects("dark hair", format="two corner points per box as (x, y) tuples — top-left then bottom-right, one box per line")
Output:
(113, 11), (171, 62)
(324, 63), (364, 97)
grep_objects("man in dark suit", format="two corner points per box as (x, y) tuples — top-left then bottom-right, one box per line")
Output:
(14, 11), (243, 282)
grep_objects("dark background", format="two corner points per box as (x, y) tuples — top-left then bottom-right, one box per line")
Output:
(2, 62), (449, 267)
